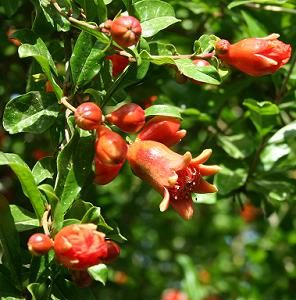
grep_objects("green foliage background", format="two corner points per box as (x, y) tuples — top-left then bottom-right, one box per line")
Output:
(0, 0), (296, 299)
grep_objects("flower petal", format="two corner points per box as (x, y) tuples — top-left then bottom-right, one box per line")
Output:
(194, 178), (218, 193)
(159, 187), (170, 212)
(199, 164), (221, 176)
(191, 149), (212, 166)
(170, 197), (194, 220)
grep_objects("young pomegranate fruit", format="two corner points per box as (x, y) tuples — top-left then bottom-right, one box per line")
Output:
(110, 16), (142, 48)
(27, 233), (53, 256)
(74, 102), (103, 130)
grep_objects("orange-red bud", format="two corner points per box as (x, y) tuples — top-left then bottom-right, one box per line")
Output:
(161, 289), (188, 300)
(216, 34), (291, 76)
(106, 103), (145, 133)
(27, 233), (53, 256)
(106, 54), (130, 77)
(94, 157), (123, 185)
(95, 126), (128, 165)
(53, 224), (107, 270)
(137, 116), (186, 147)
(75, 102), (103, 130)
(110, 16), (142, 48)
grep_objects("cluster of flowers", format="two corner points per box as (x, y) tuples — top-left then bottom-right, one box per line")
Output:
(74, 99), (220, 220)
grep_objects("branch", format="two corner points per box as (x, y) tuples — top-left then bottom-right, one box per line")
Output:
(246, 3), (296, 14)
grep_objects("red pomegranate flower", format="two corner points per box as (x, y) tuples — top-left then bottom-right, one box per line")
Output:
(216, 34), (291, 76)
(127, 141), (220, 219)
(54, 224), (108, 270)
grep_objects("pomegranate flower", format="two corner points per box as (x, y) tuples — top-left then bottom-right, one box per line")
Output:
(54, 224), (108, 270)
(216, 34), (291, 76)
(127, 141), (220, 219)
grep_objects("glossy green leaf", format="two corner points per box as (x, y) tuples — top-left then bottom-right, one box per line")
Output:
(10, 205), (39, 232)
(70, 31), (106, 91)
(88, 264), (108, 285)
(135, 0), (180, 37)
(81, 206), (113, 231)
(38, 184), (60, 211)
(27, 282), (49, 300)
(32, 156), (55, 185)
(215, 166), (248, 195)
(0, 152), (45, 220)
(175, 58), (220, 85)
(149, 42), (178, 56)
(53, 124), (94, 232)
(243, 99), (279, 136)
(3, 92), (60, 134)
(145, 104), (182, 119)
(75, 0), (107, 22)
(18, 37), (62, 98)
(218, 134), (257, 159)
(0, 197), (22, 289)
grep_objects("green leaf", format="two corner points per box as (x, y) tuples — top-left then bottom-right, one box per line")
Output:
(38, 0), (71, 32)
(81, 206), (113, 231)
(149, 42), (178, 56)
(192, 193), (216, 204)
(0, 266), (21, 298)
(175, 58), (220, 85)
(70, 31), (106, 91)
(53, 124), (94, 232)
(75, 0), (107, 22)
(27, 282), (49, 300)
(0, 152), (45, 220)
(194, 34), (219, 54)
(241, 10), (268, 37)
(38, 184), (60, 211)
(218, 134), (257, 159)
(88, 264), (108, 285)
(145, 104), (182, 119)
(228, 0), (287, 9)
(18, 37), (63, 99)
(32, 156), (55, 185)
(260, 121), (296, 170)
(0, 0), (23, 16)
(243, 99), (279, 136)
(0, 197), (22, 289)
(134, 0), (180, 37)
(3, 92), (60, 134)
(10, 205), (39, 232)
(215, 166), (248, 195)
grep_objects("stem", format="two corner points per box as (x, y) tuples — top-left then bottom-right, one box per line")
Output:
(51, 0), (98, 30)
(61, 96), (76, 112)
(41, 205), (51, 236)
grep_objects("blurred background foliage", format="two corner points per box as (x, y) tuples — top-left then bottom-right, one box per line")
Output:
(1, 0), (296, 299)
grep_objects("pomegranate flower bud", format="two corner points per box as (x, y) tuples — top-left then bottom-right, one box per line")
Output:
(110, 16), (142, 48)
(95, 126), (128, 165)
(216, 34), (291, 76)
(136, 116), (186, 147)
(94, 156), (123, 185)
(106, 103), (145, 133)
(27, 233), (53, 256)
(106, 54), (130, 77)
(127, 141), (220, 220)
(101, 240), (121, 264)
(53, 224), (108, 270)
(75, 102), (103, 130)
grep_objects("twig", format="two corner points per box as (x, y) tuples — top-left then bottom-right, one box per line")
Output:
(51, 0), (98, 30)
(246, 3), (296, 15)
(61, 96), (76, 112)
